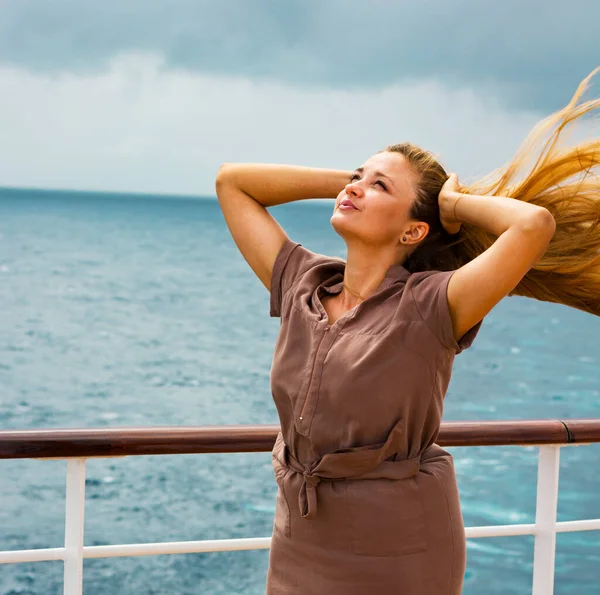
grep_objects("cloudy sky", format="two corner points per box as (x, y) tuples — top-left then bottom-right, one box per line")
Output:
(0, 0), (598, 196)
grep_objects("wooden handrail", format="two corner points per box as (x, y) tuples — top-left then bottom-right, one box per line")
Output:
(0, 419), (599, 460)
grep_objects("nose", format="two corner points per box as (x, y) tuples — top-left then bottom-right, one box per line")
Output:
(345, 179), (363, 197)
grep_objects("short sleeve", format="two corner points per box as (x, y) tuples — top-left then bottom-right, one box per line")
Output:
(270, 238), (334, 317)
(409, 269), (483, 354)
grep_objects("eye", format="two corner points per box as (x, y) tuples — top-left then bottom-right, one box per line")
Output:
(349, 173), (387, 190)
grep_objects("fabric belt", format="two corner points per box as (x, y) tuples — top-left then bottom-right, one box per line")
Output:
(272, 417), (424, 520)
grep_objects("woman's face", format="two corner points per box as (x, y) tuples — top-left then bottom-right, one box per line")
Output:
(331, 151), (419, 248)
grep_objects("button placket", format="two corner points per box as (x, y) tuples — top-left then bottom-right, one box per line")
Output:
(296, 321), (345, 436)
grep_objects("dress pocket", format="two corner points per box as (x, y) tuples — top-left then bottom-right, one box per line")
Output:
(344, 476), (428, 556)
(273, 467), (292, 538)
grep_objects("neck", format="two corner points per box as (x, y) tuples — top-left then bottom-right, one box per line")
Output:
(341, 243), (401, 305)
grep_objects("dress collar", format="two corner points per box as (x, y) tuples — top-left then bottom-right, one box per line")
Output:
(322, 259), (411, 296)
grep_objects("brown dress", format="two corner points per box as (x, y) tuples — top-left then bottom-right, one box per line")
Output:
(265, 239), (482, 595)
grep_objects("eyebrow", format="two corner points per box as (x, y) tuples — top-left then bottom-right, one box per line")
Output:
(354, 167), (395, 186)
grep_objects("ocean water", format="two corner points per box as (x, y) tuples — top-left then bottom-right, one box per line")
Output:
(0, 187), (598, 594)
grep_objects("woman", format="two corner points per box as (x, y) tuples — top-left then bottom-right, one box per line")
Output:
(215, 68), (600, 594)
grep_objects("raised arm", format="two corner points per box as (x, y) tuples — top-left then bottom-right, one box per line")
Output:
(215, 163), (351, 289)
(439, 174), (557, 341)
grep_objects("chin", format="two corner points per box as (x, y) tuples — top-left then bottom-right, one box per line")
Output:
(330, 211), (361, 241)
(331, 212), (399, 247)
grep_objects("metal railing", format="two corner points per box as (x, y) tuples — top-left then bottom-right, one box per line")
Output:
(0, 419), (599, 595)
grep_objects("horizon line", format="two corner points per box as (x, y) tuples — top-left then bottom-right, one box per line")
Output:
(0, 184), (334, 204)
(0, 184), (213, 201)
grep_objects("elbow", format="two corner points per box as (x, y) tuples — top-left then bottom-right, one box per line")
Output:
(217, 162), (234, 175)
(519, 208), (556, 240)
(215, 163), (237, 194)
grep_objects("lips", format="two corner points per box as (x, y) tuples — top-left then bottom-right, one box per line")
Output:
(340, 198), (359, 210)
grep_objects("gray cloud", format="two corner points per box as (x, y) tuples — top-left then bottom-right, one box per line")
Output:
(1, 0), (598, 112)
(0, 56), (556, 195)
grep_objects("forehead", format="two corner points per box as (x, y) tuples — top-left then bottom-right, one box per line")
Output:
(361, 151), (408, 175)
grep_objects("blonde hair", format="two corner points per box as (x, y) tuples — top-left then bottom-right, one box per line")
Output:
(384, 66), (600, 317)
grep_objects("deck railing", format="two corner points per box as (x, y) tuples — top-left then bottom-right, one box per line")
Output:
(0, 419), (599, 595)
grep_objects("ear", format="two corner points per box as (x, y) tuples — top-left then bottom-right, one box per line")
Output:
(403, 222), (429, 244)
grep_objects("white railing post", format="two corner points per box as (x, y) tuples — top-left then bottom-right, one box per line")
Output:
(63, 458), (87, 595)
(532, 445), (561, 595)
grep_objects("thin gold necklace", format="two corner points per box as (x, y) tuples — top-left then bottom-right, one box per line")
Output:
(343, 282), (368, 301)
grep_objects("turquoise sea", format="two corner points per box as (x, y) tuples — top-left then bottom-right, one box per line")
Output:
(0, 187), (598, 594)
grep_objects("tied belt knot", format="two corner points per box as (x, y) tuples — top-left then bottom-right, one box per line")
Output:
(272, 417), (424, 520)
(285, 458), (322, 519)
(294, 463), (321, 520)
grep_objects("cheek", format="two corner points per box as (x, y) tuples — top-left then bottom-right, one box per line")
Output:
(332, 190), (345, 210)
(370, 199), (409, 231)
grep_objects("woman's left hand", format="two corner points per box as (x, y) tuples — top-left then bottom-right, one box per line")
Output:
(438, 173), (463, 235)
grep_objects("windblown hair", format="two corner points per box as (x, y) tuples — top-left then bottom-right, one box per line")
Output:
(384, 66), (600, 317)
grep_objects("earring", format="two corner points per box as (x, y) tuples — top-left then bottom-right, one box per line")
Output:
(402, 236), (407, 242)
